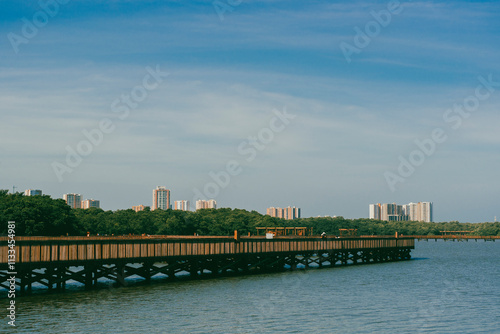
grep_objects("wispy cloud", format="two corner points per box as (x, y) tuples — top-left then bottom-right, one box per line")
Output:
(1, 1), (499, 221)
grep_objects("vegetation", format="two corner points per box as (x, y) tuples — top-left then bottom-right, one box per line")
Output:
(0, 190), (79, 236)
(1, 190), (499, 236)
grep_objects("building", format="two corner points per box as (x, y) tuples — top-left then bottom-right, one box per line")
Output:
(63, 193), (82, 209)
(266, 206), (301, 220)
(284, 206), (301, 220)
(24, 189), (42, 196)
(417, 202), (433, 222)
(266, 207), (279, 217)
(174, 200), (190, 211)
(407, 203), (418, 221)
(81, 199), (100, 209)
(369, 203), (381, 220)
(376, 203), (406, 221)
(369, 202), (433, 222)
(132, 205), (146, 212)
(402, 204), (410, 218)
(405, 202), (433, 222)
(384, 203), (405, 221)
(152, 186), (170, 210)
(196, 200), (217, 210)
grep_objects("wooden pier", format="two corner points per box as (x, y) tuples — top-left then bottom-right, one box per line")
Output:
(408, 235), (498, 241)
(0, 235), (414, 295)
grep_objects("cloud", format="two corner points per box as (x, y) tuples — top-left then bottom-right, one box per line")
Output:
(1, 1), (499, 221)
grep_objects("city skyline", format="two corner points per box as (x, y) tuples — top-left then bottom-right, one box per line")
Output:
(4, 186), (491, 223)
(2, 1), (500, 222)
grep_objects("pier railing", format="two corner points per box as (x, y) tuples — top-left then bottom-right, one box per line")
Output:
(0, 236), (414, 265)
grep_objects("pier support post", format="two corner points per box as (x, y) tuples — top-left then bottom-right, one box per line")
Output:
(144, 262), (152, 283)
(85, 265), (93, 290)
(115, 264), (126, 286)
(290, 254), (297, 271)
(47, 266), (55, 291)
(20, 272), (25, 295)
(26, 271), (32, 295)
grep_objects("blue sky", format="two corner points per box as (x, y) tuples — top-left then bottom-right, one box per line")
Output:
(1, 0), (499, 222)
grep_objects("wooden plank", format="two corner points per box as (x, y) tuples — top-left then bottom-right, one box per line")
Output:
(77, 244), (86, 260)
(68, 244), (77, 261)
(141, 243), (148, 258)
(102, 243), (110, 259)
(86, 244), (94, 260)
(0, 245), (6, 263)
(51, 244), (58, 261)
(162, 242), (168, 257)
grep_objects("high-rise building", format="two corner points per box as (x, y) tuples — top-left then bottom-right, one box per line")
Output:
(408, 202), (418, 221)
(24, 189), (42, 196)
(174, 200), (190, 211)
(266, 207), (279, 217)
(63, 193), (82, 209)
(402, 204), (410, 218)
(132, 205), (146, 212)
(266, 206), (301, 220)
(369, 203), (381, 220)
(380, 203), (391, 221)
(418, 202), (433, 223)
(196, 200), (217, 210)
(152, 186), (170, 210)
(380, 203), (404, 221)
(81, 199), (100, 209)
(285, 206), (301, 220)
(370, 201), (433, 222)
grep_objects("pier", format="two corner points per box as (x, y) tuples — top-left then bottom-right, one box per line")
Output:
(408, 235), (498, 241)
(0, 235), (414, 295)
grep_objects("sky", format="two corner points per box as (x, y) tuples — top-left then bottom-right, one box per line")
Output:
(1, 0), (499, 222)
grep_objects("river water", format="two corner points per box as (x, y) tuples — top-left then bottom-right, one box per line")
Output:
(6, 240), (500, 333)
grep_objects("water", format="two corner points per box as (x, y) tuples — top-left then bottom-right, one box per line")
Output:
(5, 240), (500, 333)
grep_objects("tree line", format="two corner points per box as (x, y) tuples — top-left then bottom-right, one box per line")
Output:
(1, 190), (499, 236)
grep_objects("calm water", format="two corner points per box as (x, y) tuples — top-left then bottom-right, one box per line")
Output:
(6, 240), (500, 333)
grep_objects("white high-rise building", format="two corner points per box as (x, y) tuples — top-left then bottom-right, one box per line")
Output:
(152, 186), (170, 210)
(174, 200), (190, 211)
(419, 202), (433, 223)
(408, 202), (418, 221)
(369, 204), (381, 220)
